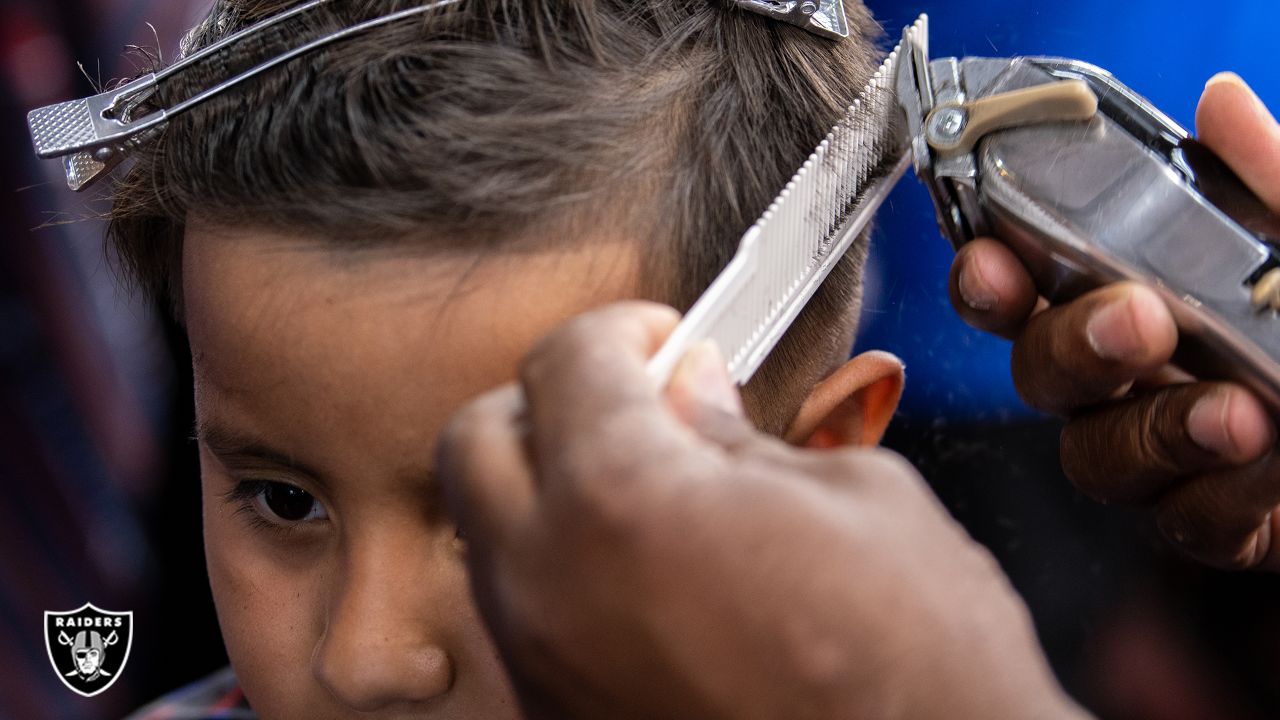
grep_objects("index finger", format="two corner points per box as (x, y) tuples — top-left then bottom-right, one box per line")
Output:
(949, 238), (1042, 339)
(436, 385), (537, 550)
(518, 301), (694, 492)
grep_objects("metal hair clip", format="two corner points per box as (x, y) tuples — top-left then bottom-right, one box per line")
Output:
(27, 0), (461, 191)
(731, 0), (849, 41)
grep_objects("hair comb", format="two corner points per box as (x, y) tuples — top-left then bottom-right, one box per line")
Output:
(646, 23), (909, 384)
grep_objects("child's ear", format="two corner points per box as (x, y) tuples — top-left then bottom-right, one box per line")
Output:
(783, 351), (904, 449)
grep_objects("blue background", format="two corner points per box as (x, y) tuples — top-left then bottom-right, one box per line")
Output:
(856, 0), (1280, 422)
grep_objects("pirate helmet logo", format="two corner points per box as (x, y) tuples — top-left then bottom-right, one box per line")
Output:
(44, 603), (133, 697)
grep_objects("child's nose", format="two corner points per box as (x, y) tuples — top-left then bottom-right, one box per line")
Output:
(311, 533), (459, 711)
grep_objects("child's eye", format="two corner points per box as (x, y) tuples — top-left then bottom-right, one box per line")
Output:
(227, 480), (329, 528)
(256, 481), (327, 523)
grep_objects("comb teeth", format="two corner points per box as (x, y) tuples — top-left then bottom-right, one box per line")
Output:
(648, 20), (921, 386)
(904, 14), (928, 61)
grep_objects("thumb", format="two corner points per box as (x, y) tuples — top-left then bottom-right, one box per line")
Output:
(1196, 72), (1280, 212)
(664, 340), (756, 448)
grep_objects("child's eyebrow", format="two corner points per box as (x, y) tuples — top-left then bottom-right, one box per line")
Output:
(194, 421), (445, 500)
(194, 421), (326, 485)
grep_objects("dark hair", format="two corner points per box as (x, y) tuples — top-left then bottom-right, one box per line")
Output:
(109, 0), (882, 433)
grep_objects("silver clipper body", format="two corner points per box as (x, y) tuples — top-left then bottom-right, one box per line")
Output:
(897, 18), (1280, 415)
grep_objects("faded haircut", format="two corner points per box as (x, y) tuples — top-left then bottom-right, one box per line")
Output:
(108, 0), (883, 434)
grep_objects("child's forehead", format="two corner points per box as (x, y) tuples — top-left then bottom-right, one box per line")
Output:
(181, 218), (644, 309)
(182, 220), (644, 418)
(182, 222), (647, 486)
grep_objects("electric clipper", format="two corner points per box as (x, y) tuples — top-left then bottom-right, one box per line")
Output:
(653, 12), (1280, 420)
(894, 16), (1280, 414)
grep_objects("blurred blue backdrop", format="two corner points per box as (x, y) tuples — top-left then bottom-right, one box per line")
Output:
(856, 0), (1280, 422)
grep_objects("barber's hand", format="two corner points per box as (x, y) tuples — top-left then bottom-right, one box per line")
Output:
(949, 73), (1280, 570)
(437, 302), (1084, 720)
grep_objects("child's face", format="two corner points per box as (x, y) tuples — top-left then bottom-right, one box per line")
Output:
(182, 219), (641, 718)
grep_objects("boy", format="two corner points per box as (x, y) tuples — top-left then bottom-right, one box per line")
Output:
(115, 0), (916, 716)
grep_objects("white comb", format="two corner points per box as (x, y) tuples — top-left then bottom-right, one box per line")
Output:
(647, 18), (922, 386)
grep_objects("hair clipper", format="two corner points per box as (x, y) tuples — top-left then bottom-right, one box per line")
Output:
(895, 16), (1280, 416)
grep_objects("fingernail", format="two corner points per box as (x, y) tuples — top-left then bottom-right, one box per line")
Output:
(1206, 71), (1249, 91)
(1086, 291), (1146, 362)
(957, 259), (998, 311)
(1187, 391), (1238, 457)
(1206, 72), (1277, 124)
(1206, 71), (1253, 98)
(672, 340), (744, 417)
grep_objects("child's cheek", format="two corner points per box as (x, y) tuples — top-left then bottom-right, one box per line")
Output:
(203, 482), (328, 716)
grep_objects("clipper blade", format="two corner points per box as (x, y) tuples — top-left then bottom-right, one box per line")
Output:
(648, 20), (920, 386)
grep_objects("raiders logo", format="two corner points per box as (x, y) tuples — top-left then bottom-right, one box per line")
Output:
(44, 603), (133, 698)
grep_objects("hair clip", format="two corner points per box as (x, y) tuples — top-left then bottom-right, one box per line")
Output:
(27, 0), (462, 191)
(731, 1), (849, 41)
